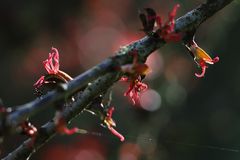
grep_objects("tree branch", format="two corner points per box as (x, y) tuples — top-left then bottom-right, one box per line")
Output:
(2, 0), (233, 159)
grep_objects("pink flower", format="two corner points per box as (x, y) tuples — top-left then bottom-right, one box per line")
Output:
(120, 50), (149, 105)
(104, 107), (125, 141)
(34, 47), (60, 88)
(33, 47), (73, 92)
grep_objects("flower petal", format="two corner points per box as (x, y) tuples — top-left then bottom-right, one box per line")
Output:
(195, 46), (213, 64)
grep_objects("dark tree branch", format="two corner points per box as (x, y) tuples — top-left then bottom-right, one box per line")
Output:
(2, 0), (233, 159)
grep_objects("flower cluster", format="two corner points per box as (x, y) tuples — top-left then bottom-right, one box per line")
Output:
(185, 40), (219, 77)
(120, 50), (149, 105)
(121, 76), (148, 105)
(139, 4), (181, 42)
(139, 4), (219, 77)
(34, 47), (72, 90)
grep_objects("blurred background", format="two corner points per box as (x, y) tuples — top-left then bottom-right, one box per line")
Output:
(0, 0), (240, 159)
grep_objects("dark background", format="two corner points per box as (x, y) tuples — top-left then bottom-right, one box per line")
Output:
(0, 0), (240, 160)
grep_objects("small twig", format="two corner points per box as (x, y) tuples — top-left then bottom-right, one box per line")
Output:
(2, 0), (233, 159)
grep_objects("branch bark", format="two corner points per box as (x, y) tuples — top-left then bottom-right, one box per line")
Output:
(2, 0), (233, 159)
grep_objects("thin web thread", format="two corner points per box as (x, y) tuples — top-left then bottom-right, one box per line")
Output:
(75, 129), (240, 153)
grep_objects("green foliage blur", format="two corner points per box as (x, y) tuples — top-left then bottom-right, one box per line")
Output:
(0, 0), (240, 160)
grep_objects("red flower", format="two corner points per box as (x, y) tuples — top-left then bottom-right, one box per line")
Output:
(121, 76), (148, 105)
(104, 107), (124, 141)
(156, 4), (181, 42)
(120, 50), (149, 105)
(139, 4), (181, 42)
(34, 47), (60, 88)
(185, 40), (219, 77)
(34, 47), (72, 89)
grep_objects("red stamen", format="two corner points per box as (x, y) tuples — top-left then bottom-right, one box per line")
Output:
(105, 107), (125, 141)
(33, 76), (45, 87)
(107, 107), (114, 118)
(43, 47), (60, 74)
(123, 79), (148, 105)
(34, 47), (62, 88)
(108, 126), (125, 142)
(124, 82), (135, 97)
(195, 65), (207, 78)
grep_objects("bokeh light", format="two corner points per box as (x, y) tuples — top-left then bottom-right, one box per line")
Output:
(140, 89), (162, 111)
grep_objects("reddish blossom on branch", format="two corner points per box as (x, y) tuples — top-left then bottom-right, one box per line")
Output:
(34, 47), (60, 88)
(139, 4), (181, 42)
(120, 50), (149, 105)
(104, 107), (125, 141)
(156, 4), (181, 42)
(121, 76), (148, 105)
(34, 47), (72, 89)
(185, 40), (219, 77)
